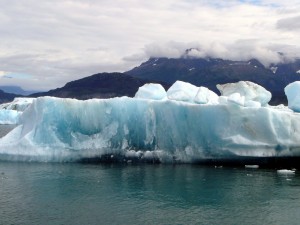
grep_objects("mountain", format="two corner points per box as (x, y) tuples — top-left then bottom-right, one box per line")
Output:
(0, 86), (37, 96)
(126, 55), (300, 104)
(0, 90), (20, 104)
(31, 72), (170, 99)
(3, 53), (300, 105)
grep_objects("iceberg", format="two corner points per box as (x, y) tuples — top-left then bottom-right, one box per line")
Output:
(0, 81), (300, 164)
(0, 98), (34, 125)
(135, 83), (167, 100)
(285, 81), (300, 112)
(166, 81), (219, 105)
(194, 86), (219, 105)
(217, 81), (271, 106)
(167, 81), (199, 102)
(0, 98), (34, 111)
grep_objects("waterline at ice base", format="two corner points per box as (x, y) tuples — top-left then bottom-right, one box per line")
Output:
(1, 81), (300, 167)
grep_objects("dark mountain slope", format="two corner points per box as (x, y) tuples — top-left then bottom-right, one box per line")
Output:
(0, 90), (20, 104)
(0, 86), (37, 95)
(31, 72), (170, 99)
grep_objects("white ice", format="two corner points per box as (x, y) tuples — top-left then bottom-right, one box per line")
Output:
(277, 169), (295, 174)
(0, 110), (21, 125)
(217, 81), (271, 106)
(167, 81), (199, 102)
(0, 98), (34, 125)
(0, 98), (34, 111)
(194, 86), (219, 104)
(135, 83), (167, 100)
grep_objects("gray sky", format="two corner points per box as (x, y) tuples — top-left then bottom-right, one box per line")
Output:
(0, 0), (300, 91)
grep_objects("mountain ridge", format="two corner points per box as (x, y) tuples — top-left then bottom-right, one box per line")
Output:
(0, 90), (21, 104)
(0, 86), (38, 96)
(2, 56), (300, 105)
(30, 72), (170, 99)
(126, 57), (300, 104)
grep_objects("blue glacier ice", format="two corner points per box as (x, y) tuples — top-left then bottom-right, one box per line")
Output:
(285, 81), (300, 112)
(0, 98), (34, 124)
(0, 81), (300, 163)
(0, 110), (21, 125)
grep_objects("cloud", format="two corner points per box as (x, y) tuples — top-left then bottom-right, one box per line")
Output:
(143, 40), (291, 67)
(1, 0), (300, 90)
(185, 48), (207, 58)
(0, 51), (136, 90)
(276, 15), (300, 31)
(143, 42), (195, 58)
(0, 71), (7, 77)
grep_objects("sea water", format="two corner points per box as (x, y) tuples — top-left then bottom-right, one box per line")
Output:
(0, 162), (299, 225)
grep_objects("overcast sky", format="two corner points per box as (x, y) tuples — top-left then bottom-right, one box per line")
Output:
(0, 0), (300, 91)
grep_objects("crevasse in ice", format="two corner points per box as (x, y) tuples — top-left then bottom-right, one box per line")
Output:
(0, 81), (300, 162)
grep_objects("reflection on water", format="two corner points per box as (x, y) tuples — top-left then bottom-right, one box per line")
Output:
(0, 163), (299, 225)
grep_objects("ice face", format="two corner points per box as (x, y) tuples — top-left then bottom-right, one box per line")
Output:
(1, 92), (300, 162)
(285, 81), (300, 112)
(217, 81), (271, 106)
(135, 83), (167, 100)
(167, 81), (199, 102)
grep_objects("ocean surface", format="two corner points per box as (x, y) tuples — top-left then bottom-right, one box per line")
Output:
(0, 162), (300, 225)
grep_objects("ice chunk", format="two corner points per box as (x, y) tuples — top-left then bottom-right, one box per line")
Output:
(227, 93), (245, 106)
(217, 81), (271, 106)
(245, 165), (259, 169)
(0, 98), (34, 111)
(135, 83), (167, 100)
(218, 96), (228, 105)
(285, 81), (300, 112)
(194, 87), (219, 104)
(277, 169), (295, 174)
(219, 95), (261, 108)
(0, 110), (21, 124)
(0, 98), (34, 125)
(167, 81), (198, 102)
